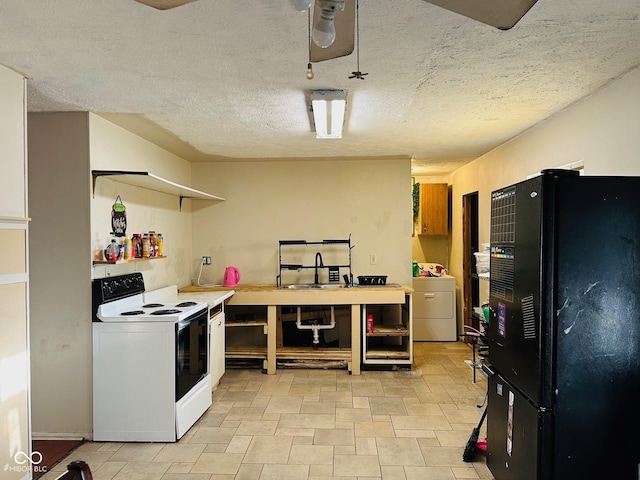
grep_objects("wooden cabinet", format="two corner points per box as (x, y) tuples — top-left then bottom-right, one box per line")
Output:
(420, 183), (449, 235)
(412, 276), (457, 341)
(362, 294), (413, 367)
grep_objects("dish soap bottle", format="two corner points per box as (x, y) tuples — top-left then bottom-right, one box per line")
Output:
(412, 260), (419, 277)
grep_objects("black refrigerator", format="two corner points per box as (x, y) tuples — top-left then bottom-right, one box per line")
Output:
(486, 169), (640, 480)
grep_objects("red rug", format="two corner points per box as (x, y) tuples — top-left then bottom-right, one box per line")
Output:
(32, 439), (84, 479)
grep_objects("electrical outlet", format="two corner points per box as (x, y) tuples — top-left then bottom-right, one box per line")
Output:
(202, 256), (211, 265)
(370, 253), (378, 265)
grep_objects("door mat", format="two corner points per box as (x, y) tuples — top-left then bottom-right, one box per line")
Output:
(32, 439), (84, 479)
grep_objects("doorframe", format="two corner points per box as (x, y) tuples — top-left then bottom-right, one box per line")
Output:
(462, 192), (479, 332)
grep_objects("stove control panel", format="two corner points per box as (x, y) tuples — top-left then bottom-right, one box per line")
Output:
(92, 272), (146, 321)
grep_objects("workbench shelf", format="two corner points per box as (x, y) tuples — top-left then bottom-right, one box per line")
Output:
(362, 295), (413, 367)
(225, 305), (268, 369)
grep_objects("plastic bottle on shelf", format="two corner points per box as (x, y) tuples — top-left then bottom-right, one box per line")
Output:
(108, 238), (118, 261)
(148, 231), (156, 257)
(412, 260), (419, 277)
(367, 313), (374, 333)
(150, 231), (159, 257)
(132, 233), (142, 258)
(123, 236), (131, 260)
(157, 233), (164, 256)
(142, 233), (150, 258)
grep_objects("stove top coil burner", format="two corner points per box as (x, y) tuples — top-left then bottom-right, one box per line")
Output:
(176, 301), (197, 307)
(121, 310), (146, 316)
(150, 309), (182, 315)
(143, 303), (164, 308)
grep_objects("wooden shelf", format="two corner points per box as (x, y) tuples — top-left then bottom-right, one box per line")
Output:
(276, 346), (352, 360)
(226, 320), (267, 327)
(367, 325), (408, 337)
(225, 346), (267, 359)
(93, 255), (167, 265)
(365, 347), (411, 360)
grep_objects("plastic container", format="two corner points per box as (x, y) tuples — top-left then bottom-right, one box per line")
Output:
(123, 237), (131, 260)
(105, 238), (119, 261)
(358, 275), (388, 285)
(412, 260), (419, 277)
(157, 233), (164, 256)
(149, 231), (158, 257)
(142, 233), (150, 258)
(132, 233), (142, 258)
(474, 252), (490, 273)
(367, 314), (374, 333)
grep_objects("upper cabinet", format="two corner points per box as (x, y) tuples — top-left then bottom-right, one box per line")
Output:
(0, 68), (27, 219)
(420, 183), (449, 235)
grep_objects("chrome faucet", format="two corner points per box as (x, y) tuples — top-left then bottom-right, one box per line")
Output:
(314, 252), (324, 284)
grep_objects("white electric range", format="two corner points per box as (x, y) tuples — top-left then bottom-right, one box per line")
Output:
(92, 273), (212, 442)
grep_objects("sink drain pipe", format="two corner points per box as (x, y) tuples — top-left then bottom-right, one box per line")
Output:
(296, 306), (336, 345)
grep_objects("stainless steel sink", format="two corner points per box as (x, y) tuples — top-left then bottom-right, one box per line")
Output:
(283, 284), (345, 290)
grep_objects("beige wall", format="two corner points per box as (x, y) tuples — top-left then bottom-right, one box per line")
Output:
(449, 65), (640, 329)
(28, 112), (93, 439)
(28, 112), (197, 439)
(89, 114), (196, 290)
(190, 158), (413, 286)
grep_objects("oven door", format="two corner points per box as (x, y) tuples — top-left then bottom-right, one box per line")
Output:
(176, 307), (208, 401)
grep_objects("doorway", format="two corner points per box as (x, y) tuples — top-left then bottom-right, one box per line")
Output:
(462, 192), (479, 331)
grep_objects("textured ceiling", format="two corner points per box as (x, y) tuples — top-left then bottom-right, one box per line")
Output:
(1, 0), (639, 174)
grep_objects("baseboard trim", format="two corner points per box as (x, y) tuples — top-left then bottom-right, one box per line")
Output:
(31, 432), (88, 441)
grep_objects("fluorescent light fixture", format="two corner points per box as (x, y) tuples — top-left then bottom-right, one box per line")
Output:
(311, 90), (346, 139)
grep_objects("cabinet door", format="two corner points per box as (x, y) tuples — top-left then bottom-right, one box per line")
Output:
(413, 291), (454, 318)
(210, 312), (225, 387)
(420, 183), (448, 235)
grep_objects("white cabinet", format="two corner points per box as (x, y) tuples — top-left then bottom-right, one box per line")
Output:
(412, 276), (457, 341)
(209, 305), (225, 387)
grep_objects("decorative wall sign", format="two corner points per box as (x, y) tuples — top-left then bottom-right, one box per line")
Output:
(111, 195), (127, 237)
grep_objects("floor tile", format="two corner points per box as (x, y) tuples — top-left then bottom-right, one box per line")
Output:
(153, 443), (206, 463)
(333, 453), (381, 477)
(314, 427), (355, 446)
(235, 420), (278, 436)
(259, 464), (309, 479)
(60, 342), (493, 480)
(243, 435), (293, 464)
(190, 452), (244, 474)
(112, 461), (171, 480)
(288, 444), (334, 465)
(376, 437), (425, 466)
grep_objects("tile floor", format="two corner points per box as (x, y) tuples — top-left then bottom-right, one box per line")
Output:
(41, 342), (493, 480)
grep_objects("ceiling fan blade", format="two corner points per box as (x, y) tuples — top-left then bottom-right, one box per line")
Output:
(310, 0), (355, 63)
(422, 0), (539, 30)
(134, 0), (198, 10)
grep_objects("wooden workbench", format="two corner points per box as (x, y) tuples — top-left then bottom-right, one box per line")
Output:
(180, 284), (412, 375)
